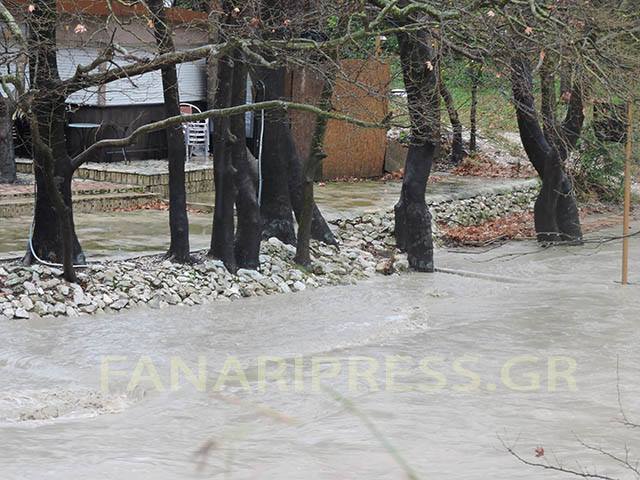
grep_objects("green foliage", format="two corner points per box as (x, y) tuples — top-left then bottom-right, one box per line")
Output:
(442, 62), (518, 135)
(571, 129), (626, 203)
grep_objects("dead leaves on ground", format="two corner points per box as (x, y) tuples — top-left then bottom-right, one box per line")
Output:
(451, 154), (536, 178)
(438, 212), (535, 246)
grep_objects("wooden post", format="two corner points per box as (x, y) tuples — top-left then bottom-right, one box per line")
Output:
(622, 100), (633, 285)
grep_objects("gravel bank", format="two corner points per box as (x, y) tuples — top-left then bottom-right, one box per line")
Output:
(0, 184), (537, 320)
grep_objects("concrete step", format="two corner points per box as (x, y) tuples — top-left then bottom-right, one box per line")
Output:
(16, 158), (214, 195)
(1, 183), (146, 199)
(0, 192), (159, 218)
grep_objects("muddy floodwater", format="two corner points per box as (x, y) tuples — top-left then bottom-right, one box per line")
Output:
(1, 226), (639, 479)
(0, 176), (532, 261)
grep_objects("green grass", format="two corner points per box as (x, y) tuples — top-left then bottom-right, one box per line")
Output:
(386, 56), (519, 137)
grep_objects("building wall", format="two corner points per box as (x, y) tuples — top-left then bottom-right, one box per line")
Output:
(54, 16), (208, 107)
(57, 48), (207, 106)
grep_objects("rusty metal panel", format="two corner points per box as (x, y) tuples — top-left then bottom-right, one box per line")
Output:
(289, 59), (390, 179)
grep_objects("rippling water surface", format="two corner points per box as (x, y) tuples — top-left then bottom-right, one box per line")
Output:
(1, 229), (638, 479)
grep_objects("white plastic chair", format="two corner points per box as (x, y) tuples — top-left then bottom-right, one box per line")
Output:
(180, 103), (209, 161)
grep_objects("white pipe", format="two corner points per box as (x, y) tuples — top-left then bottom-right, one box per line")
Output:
(257, 108), (265, 206)
(28, 175), (89, 269)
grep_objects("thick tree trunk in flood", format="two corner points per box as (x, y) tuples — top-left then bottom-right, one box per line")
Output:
(439, 74), (463, 164)
(231, 57), (261, 270)
(24, 0), (83, 281)
(510, 57), (582, 244)
(28, 103), (83, 282)
(394, 27), (439, 272)
(149, 0), (191, 262)
(210, 53), (237, 272)
(252, 67), (337, 246)
(253, 66), (297, 244)
(0, 96), (16, 183)
(252, 0), (335, 246)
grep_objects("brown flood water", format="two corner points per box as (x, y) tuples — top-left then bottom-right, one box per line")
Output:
(0, 224), (638, 479)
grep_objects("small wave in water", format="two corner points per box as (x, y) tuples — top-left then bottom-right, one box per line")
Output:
(0, 388), (136, 424)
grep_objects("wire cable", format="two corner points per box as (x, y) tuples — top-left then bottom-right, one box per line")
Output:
(28, 171), (90, 269)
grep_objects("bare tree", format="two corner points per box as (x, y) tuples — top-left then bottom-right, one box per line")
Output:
(393, 23), (439, 272)
(149, 0), (192, 262)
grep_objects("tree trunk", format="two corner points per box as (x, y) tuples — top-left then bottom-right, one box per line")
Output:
(469, 64), (481, 153)
(559, 79), (585, 161)
(24, 0), (83, 281)
(28, 105), (81, 282)
(394, 28), (439, 272)
(252, 0), (336, 246)
(149, 0), (191, 263)
(253, 66), (337, 246)
(295, 69), (334, 267)
(510, 57), (582, 244)
(231, 56), (261, 270)
(253, 65), (297, 244)
(555, 74), (585, 241)
(540, 56), (558, 147)
(439, 74), (463, 164)
(0, 96), (17, 183)
(210, 53), (237, 272)
(206, 0), (219, 111)
(287, 138), (338, 246)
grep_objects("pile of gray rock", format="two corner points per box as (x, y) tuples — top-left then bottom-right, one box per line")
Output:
(431, 185), (538, 227)
(0, 236), (392, 320)
(334, 184), (538, 247)
(0, 185), (537, 320)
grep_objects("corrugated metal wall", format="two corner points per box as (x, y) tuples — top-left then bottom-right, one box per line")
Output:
(289, 59), (390, 179)
(57, 48), (207, 106)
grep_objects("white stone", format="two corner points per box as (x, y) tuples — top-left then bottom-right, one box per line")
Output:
(57, 285), (70, 296)
(53, 303), (67, 315)
(267, 237), (284, 248)
(20, 296), (34, 311)
(73, 291), (90, 306)
(237, 269), (264, 281)
(288, 269), (304, 282)
(23, 281), (37, 295)
(82, 304), (98, 314)
(292, 281), (306, 292)
(166, 293), (181, 305)
(33, 301), (48, 316)
(110, 298), (129, 310)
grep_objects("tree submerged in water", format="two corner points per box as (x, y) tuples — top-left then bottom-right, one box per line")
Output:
(0, 0), (637, 281)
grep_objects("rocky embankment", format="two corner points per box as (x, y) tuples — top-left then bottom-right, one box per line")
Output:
(0, 184), (537, 320)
